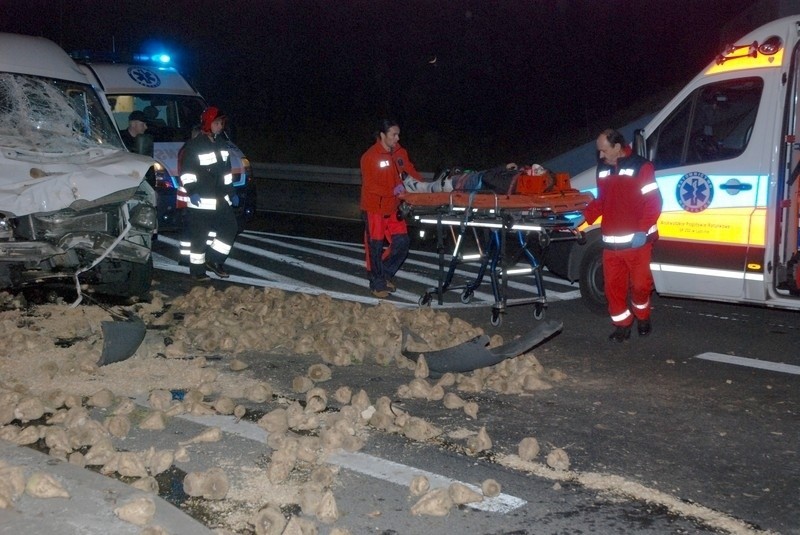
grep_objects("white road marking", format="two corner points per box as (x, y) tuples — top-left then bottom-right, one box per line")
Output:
(155, 231), (581, 306)
(246, 230), (579, 290)
(694, 352), (800, 375)
(176, 413), (526, 514)
(238, 233), (451, 303)
(241, 231), (578, 302)
(327, 450), (527, 513)
(155, 235), (309, 286)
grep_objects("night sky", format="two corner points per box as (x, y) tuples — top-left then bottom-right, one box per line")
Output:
(0, 0), (765, 168)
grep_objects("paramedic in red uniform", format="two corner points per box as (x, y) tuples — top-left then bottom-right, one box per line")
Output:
(360, 119), (423, 298)
(179, 107), (239, 281)
(583, 129), (663, 342)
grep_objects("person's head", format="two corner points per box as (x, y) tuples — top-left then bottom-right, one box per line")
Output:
(201, 106), (226, 135)
(376, 119), (400, 151)
(143, 105), (160, 122)
(596, 128), (626, 166)
(127, 110), (148, 136)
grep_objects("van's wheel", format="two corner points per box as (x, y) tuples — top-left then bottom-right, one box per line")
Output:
(578, 241), (607, 315)
(125, 256), (154, 299)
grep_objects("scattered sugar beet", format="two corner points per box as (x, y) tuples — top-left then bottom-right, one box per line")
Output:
(0, 287), (571, 534)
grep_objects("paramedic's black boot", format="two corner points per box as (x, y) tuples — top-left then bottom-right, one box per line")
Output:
(637, 319), (652, 336)
(205, 262), (229, 279)
(608, 325), (631, 342)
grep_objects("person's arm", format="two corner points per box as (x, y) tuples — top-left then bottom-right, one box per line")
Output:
(179, 141), (199, 195)
(360, 149), (386, 196)
(394, 146), (422, 181)
(637, 162), (662, 230)
(583, 175), (603, 225)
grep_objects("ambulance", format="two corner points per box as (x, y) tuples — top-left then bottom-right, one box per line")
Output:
(75, 56), (255, 230)
(547, 15), (800, 313)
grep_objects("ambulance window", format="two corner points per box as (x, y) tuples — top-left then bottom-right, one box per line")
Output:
(649, 77), (763, 169)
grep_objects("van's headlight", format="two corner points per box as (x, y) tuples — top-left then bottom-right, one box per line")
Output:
(130, 204), (158, 230)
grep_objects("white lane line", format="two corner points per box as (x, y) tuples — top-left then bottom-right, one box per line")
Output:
(152, 259), (384, 306)
(242, 233), (567, 304)
(694, 352), (800, 375)
(243, 230), (580, 293)
(156, 233), (578, 307)
(239, 233), (494, 303)
(153, 256), (497, 309)
(177, 413), (526, 514)
(327, 450), (526, 513)
(156, 235), (309, 286)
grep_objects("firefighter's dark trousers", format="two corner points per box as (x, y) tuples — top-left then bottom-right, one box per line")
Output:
(188, 200), (238, 276)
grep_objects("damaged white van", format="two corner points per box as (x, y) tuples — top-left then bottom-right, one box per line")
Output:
(0, 33), (157, 299)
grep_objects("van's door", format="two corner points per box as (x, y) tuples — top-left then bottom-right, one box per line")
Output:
(772, 38), (800, 301)
(645, 76), (765, 301)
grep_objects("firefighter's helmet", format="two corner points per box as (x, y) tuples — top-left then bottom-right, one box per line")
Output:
(201, 106), (226, 133)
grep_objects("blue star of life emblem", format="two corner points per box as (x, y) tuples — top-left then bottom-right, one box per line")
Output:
(127, 66), (161, 88)
(676, 171), (714, 213)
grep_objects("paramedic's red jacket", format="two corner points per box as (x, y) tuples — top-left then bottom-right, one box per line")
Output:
(583, 148), (662, 247)
(360, 141), (422, 216)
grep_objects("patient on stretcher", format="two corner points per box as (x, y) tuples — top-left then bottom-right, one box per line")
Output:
(403, 163), (555, 195)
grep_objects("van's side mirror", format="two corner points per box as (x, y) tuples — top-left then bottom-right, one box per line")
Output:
(634, 129), (646, 158)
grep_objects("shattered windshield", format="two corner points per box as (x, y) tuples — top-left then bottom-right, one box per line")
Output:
(0, 72), (124, 153)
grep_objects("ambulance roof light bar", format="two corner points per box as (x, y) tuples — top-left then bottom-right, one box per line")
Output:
(133, 53), (171, 65)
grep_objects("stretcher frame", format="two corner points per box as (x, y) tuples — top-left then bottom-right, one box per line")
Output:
(399, 189), (591, 325)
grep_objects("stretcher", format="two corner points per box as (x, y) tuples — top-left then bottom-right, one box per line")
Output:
(398, 188), (592, 325)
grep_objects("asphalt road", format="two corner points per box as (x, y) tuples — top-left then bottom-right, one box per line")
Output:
(148, 209), (800, 535)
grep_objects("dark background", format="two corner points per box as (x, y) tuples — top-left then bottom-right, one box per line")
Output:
(0, 0), (772, 169)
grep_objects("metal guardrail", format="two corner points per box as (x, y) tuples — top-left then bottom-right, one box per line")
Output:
(251, 162), (433, 184)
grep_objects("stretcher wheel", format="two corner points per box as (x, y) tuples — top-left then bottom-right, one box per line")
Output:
(460, 289), (473, 304)
(538, 232), (551, 248)
(419, 293), (432, 306)
(534, 303), (545, 320)
(490, 310), (503, 327)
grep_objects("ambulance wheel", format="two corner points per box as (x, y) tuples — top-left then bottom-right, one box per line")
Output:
(578, 241), (608, 315)
(533, 303), (545, 320)
(490, 310), (503, 327)
(419, 293), (432, 307)
(460, 289), (473, 304)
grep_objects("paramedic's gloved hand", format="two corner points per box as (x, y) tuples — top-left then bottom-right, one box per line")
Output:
(393, 183), (405, 196)
(230, 194), (240, 207)
(190, 193), (201, 207)
(631, 232), (647, 248)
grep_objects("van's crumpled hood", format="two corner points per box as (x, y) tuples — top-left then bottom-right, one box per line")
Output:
(0, 149), (154, 217)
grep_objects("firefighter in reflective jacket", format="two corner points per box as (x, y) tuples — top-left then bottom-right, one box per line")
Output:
(179, 107), (238, 281)
(583, 128), (663, 342)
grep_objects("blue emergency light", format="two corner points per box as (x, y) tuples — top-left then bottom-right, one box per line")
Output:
(132, 53), (171, 64)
